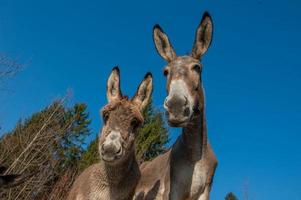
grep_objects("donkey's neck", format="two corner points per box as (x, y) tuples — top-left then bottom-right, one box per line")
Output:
(180, 96), (207, 162)
(103, 149), (139, 185)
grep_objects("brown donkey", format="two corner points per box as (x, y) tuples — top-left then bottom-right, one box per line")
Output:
(67, 67), (153, 200)
(134, 12), (217, 200)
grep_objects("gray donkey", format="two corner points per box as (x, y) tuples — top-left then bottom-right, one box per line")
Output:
(67, 67), (153, 200)
(134, 12), (217, 200)
(0, 166), (34, 188)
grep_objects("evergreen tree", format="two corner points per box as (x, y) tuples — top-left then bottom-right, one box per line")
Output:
(135, 99), (169, 162)
(225, 192), (239, 200)
(78, 137), (100, 171)
(58, 103), (91, 169)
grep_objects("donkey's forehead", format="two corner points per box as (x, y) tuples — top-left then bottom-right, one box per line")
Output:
(168, 56), (199, 69)
(102, 99), (143, 121)
(103, 100), (132, 113)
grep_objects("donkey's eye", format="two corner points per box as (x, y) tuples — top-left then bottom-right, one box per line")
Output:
(163, 69), (169, 77)
(131, 118), (140, 131)
(192, 64), (201, 74)
(103, 113), (109, 124)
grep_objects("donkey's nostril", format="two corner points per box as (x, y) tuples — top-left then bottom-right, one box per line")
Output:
(116, 148), (122, 155)
(165, 96), (188, 111)
(184, 107), (190, 117)
(164, 98), (170, 108)
(184, 96), (188, 106)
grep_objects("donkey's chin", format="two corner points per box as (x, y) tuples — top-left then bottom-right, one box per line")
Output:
(167, 117), (189, 127)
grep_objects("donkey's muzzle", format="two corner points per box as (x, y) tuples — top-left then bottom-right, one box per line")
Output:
(164, 95), (191, 127)
(101, 144), (121, 159)
(100, 131), (123, 162)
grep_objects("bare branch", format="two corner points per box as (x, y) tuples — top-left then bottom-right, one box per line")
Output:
(0, 54), (23, 78)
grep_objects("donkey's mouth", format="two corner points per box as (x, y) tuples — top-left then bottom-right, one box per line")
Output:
(101, 154), (122, 163)
(101, 148), (123, 163)
(168, 119), (188, 127)
(166, 111), (190, 127)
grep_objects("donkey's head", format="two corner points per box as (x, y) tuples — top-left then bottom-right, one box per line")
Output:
(99, 67), (152, 164)
(153, 12), (213, 127)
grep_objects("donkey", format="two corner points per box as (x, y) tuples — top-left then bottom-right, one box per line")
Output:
(134, 12), (217, 200)
(0, 166), (34, 188)
(67, 67), (153, 200)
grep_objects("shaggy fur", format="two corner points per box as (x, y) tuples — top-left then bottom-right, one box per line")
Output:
(68, 68), (152, 200)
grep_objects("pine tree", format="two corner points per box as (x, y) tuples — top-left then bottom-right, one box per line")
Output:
(135, 99), (169, 162)
(58, 103), (91, 169)
(225, 192), (239, 200)
(78, 137), (100, 171)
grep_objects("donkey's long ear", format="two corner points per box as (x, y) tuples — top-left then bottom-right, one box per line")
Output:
(191, 12), (213, 60)
(107, 66), (122, 102)
(153, 25), (176, 62)
(132, 73), (153, 111)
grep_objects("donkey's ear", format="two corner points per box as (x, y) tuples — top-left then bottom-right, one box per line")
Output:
(132, 73), (153, 111)
(191, 12), (213, 60)
(107, 66), (122, 102)
(153, 25), (177, 62)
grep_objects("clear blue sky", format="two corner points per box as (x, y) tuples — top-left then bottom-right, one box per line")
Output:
(0, 0), (300, 199)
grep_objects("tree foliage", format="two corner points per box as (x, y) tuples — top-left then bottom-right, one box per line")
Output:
(0, 53), (24, 90)
(225, 192), (239, 200)
(135, 99), (169, 162)
(58, 103), (91, 170)
(78, 137), (100, 171)
(0, 100), (91, 200)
